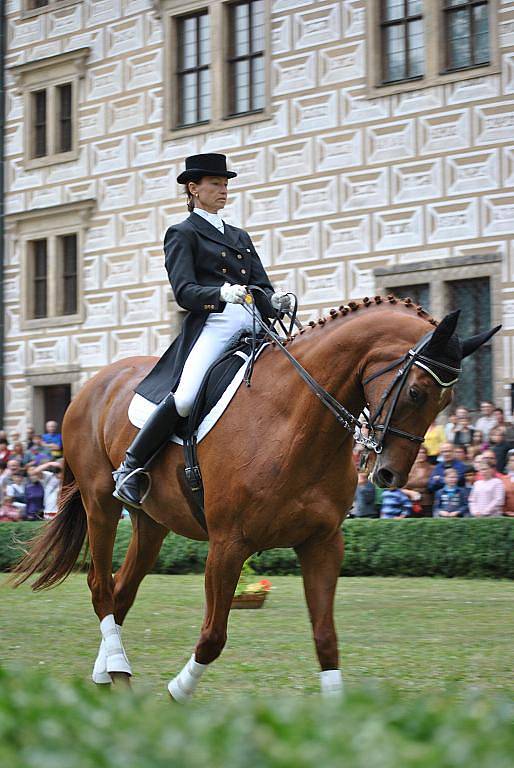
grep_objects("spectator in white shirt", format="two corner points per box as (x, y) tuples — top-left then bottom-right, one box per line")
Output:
(474, 401), (497, 441)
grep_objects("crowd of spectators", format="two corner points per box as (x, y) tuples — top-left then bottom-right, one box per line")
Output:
(0, 421), (63, 522)
(351, 401), (514, 519)
(3, 402), (514, 524)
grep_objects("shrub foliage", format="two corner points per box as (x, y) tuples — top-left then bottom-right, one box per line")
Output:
(0, 665), (512, 768)
(2, 518), (512, 578)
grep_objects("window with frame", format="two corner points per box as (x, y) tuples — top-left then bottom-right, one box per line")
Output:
(227, 0), (265, 116)
(443, 0), (490, 72)
(5, 199), (93, 330)
(368, 1), (498, 96)
(176, 10), (211, 127)
(29, 80), (74, 159)
(22, 0), (82, 16)
(161, 0), (270, 137)
(28, 234), (78, 320)
(380, 0), (424, 83)
(9, 48), (88, 169)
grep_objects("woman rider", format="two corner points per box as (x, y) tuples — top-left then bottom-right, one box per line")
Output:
(113, 153), (293, 509)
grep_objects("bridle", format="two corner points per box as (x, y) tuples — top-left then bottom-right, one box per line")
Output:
(358, 330), (461, 468)
(241, 288), (461, 461)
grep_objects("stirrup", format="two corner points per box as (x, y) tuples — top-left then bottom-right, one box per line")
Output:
(113, 466), (152, 507)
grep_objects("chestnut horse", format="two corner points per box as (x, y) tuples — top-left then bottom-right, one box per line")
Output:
(12, 297), (498, 698)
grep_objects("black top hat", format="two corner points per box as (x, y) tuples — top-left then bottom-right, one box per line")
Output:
(177, 153), (237, 185)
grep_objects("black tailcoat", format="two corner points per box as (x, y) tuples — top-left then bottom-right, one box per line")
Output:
(135, 213), (275, 404)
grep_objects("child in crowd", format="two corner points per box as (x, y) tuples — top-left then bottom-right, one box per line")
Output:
(468, 429), (488, 459)
(433, 468), (469, 518)
(380, 488), (413, 519)
(0, 491), (22, 522)
(24, 466), (46, 520)
(468, 456), (505, 517)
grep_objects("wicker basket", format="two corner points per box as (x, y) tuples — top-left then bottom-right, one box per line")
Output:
(231, 591), (267, 609)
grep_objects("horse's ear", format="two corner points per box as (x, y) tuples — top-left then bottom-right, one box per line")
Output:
(427, 310), (461, 349)
(461, 325), (502, 359)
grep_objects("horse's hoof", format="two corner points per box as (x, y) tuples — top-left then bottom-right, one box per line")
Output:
(110, 671), (132, 688)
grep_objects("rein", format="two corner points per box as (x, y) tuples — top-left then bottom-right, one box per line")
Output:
(241, 288), (461, 459)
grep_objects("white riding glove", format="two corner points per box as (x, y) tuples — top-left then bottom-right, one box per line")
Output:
(220, 283), (247, 305)
(271, 292), (294, 312)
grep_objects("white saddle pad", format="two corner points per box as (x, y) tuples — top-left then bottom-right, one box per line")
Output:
(128, 344), (269, 445)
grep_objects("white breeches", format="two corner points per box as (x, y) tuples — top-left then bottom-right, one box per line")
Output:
(174, 303), (260, 417)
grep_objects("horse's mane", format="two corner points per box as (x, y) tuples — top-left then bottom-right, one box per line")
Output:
(285, 295), (437, 345)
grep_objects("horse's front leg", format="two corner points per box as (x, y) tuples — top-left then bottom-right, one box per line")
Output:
(295, 528), (344, 698)
(168, 537), (248, 703)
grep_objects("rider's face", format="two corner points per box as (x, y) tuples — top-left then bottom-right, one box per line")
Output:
(189, 176), (229, 213)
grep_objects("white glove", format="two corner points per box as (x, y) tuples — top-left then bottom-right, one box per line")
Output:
(271, 292), (293, 312)
(220, 282), (247, 305)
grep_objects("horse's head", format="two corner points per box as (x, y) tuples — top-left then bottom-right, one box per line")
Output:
(363, 310), (501, 489)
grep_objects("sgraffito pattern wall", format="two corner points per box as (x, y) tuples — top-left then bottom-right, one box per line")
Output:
(3, 0), (514, 431)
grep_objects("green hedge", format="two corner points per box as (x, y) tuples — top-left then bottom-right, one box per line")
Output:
(0, 665), (512, 768)
(2, 518), (513, 578)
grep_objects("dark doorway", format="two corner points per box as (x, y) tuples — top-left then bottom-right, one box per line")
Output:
(447, 276), (492, 412)
(40, 384), (71, 430)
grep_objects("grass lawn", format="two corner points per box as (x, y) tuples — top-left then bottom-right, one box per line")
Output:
(0, 574), (512, 702)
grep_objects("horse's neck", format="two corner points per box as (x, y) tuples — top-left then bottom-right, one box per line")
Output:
(293, 318), (368, 411)
(269, 318), (370, 461)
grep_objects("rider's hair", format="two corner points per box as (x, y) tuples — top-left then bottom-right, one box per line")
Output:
(184, 183), (195, 212)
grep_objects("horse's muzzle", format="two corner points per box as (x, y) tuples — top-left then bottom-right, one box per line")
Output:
(371, 464), (404, 489)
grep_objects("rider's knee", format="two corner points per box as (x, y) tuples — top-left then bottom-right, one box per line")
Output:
(174, 392), (192, 418)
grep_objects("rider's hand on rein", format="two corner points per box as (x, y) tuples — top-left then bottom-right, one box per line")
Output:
(220, 283), (247, 305)
(271, 292), (294, 312)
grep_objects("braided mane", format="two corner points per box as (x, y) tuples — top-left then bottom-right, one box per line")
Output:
(281, 295), (437, 346)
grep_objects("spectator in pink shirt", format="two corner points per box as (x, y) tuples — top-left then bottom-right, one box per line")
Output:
(468, 457), (505, 517)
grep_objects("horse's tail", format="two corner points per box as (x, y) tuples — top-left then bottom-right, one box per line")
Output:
(9, 461), (88, 590)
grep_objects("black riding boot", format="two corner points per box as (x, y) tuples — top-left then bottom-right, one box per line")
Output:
(112, 393), (180, 509)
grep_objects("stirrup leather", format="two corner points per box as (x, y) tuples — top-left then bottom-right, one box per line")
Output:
(114, 466), (152, 505)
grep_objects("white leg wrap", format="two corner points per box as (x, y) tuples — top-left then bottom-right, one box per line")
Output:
(168, 653), (208, 703)
(320, 669), (344, 698)
(92, 638), (112, 684)
(100, 615), (132, 677)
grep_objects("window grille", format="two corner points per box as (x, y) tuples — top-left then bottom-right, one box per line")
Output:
(227, 0), (265, 115)
(32, 240), (48, 319)
(380, 0), (424, 83)
(177, 11), (210, 126)
(443, 0), (489, 71)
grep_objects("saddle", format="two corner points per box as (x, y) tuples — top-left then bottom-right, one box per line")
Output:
(181, 331), (269, 532)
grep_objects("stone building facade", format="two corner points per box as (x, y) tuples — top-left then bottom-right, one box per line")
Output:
(2, 0), (513, 432)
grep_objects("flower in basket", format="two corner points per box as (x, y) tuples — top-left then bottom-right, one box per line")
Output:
(244, 579), (272, 594)
(235, 560), (273, 597)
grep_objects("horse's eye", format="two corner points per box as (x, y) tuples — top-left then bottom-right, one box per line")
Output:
(409, 386), (421, 402)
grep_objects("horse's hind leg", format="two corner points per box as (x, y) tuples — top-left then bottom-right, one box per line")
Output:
(295, 529), (344, 698)
(83, 488), (132, 686)
(113, 510), (168, 626)
(168, 538), (248, 703)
